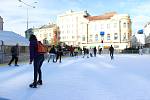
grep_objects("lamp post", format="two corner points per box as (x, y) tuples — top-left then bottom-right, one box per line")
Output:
(18, 0), (37, 31)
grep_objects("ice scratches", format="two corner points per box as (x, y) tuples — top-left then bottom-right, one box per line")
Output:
(80, 62), (115, 72)
(58, 58), (84, 68)
(99, 62), (115, 68)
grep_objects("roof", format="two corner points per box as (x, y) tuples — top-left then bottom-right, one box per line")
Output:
(85, 12), (117, 21)
(0, 31), (29, 46)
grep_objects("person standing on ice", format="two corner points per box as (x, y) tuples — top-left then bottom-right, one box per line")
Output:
(48, 45), (56, 62)
(139, 47), (143, 55)
(29, 34), (44, 88)
(89, 47), (93, 57)
(56, 45), (63, 63)
(109, 45), (114, 60)
(8, 43), (19, 66)
(93, 47), (97, 57)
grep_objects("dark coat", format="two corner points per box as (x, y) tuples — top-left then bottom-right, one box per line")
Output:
(57, 46), (63, 55)
(11, 46), (19, 56)
(109, 46), (114, 53)
(49, 47), (56, 54)
(29, 40), (38, 62)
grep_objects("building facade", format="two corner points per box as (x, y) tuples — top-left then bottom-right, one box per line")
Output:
(144, 22), (150, 47)
(57, 10), (89, 46)
(25, 24), (59, 45)
(144, 22), (150, 37)
(0, 16), (3, 30)
(57, 10), (132, 49)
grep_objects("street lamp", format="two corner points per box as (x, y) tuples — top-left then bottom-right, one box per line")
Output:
(18, 0), (37, 31)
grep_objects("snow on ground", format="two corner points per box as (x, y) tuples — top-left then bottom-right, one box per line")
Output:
(0, 54), (150, 100)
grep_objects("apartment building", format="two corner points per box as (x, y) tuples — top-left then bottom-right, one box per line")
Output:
(57, 10), (132, 49)
(25, 24), (59, 45)
(57, 10), (89, 46)
(144, 22), (150, 47)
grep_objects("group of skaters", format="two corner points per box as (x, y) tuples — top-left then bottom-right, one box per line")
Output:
(47, 45), (63, 63)
(7, 34), (115, 88)
(82, 47), (97, 58)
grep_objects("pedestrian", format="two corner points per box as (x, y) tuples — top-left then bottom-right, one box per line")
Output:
(56, 45), (63, 63)
(69, 45), (74, 57)
(86, 48), (89, 58)
(48, 45), (56, 62)
(139, 47), (143, 55)
(109, 45), (114, 60)
(74, 47), (79, 58)
(93, 47), (97, 57)
(29, 34), (45, 88)
(8, 43), (19, 66)
(99, 48), (102, 55)
(89, 47), (93, 57)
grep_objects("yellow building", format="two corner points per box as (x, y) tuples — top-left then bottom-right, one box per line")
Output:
(26, 24), (59, 45)
(57, 10), (132, 49)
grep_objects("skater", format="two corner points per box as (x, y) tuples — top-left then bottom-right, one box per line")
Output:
(69, 45), (74, 57)
(48, 45), (56, 62)
(74, 47), (79, 58)
(89, 47), (93, 57)
(109, 45), (114, 60)
(29, 34), (45, 88)
(139, 47), (143, 55)
(93, 47), (97, 57)
(99, 48), (102, 55)
(8, 43), (19, 66)
(56, 45), (63, 63)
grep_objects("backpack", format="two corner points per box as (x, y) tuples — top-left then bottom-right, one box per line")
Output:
(37, 41), (47, 54)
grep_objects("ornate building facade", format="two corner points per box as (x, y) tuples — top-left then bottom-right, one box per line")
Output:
(57, 10), (132, 49)
(25, 24), (59, 45)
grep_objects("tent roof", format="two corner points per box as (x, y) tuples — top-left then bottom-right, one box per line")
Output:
(0, 31), (29, 46)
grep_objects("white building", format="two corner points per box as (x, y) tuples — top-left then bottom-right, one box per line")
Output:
(0, 16), (3, 30)
(144, 22), (150, 37)
(57, 10), (89, 46)
(57, 10), (132, 49)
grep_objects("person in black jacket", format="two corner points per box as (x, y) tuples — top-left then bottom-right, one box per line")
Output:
(109, 45), (114, 60)
(29, 34), (44, 88)
(56, 45), (63, 63)
(93, 47), (97, 57)
(8, 43), (19, 66)
(48, 45), (56, 62)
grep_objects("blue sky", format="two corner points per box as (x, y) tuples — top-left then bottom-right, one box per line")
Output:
(0, 0), (150, 36)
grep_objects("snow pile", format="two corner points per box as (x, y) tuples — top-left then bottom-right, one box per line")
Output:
(0, 31), (29, 46)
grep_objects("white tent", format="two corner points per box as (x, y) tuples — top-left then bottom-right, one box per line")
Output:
(0, 31), (29, 46)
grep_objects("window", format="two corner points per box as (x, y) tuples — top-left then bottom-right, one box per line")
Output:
(107, 24), (110, 29)
(123, 22), (126, 28)
(90, 35), (93, 38)
(82, 35), (85, 41)
(101, 24), (104, 29)
(95, 34), (98, 41)
(107, 34), (110, 40)
(114, 33), (118, 40)
(128, 23), (130, 29)
(123, 33), (126, 41)
(114, 23), (117, 28)
(72, 36), (75, 39)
